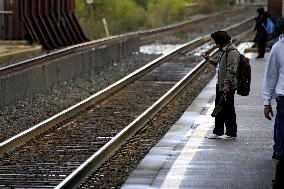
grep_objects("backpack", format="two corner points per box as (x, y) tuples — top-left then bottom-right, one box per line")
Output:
(226, 49), (251, 96)
(263, 18), (275, 34)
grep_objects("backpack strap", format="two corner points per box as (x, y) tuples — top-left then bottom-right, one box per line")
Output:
(225, 47), (239, 56)
(224, 47), (240, 86)
(225, 47), (240, 63)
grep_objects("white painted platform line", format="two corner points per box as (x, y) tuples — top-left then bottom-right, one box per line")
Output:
(122, 43), (263, 189)
(160, 104), (215, 189)
(121, 78), (217, 189)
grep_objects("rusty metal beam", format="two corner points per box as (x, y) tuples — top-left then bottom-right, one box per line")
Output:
(67, 0), (88, 42)
(35, 0), (58, 48)
(21, 0), (38, 43)
(50, 0), (72, 46)
(61, 0), (79, 44)
(39, 0), (63, 47)
(1, 0), (87, 49)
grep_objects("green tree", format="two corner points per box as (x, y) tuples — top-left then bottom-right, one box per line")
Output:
(134, 0), (148, 9)
(145, 0), (189, 28)
(74, 0), (230, 39)
(102, 0), (145, 34)
(75, 0), (146, 38)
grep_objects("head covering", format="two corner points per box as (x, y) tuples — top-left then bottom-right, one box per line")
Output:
(257, 7), (265, 16)
(265, 10), (271, 18)
(211, 31), (231, 45)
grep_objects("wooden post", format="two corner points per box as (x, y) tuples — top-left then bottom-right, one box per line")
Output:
(102, 17), (110, 37)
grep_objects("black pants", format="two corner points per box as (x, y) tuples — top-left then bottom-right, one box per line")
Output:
(273, 97), (284, 188)
(256, 41), (266, 58)
(213, 84), (237, 137)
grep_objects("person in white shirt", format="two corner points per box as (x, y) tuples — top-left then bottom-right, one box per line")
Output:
(204, 31), (239, 140)
(262, 17), (284, 189)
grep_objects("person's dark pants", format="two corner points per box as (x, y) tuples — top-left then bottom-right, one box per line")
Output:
(273, 113), (282, 157)
(273, 97), (284, 189)
(256, 41), (266, 58)
(213, 84), (237, 137)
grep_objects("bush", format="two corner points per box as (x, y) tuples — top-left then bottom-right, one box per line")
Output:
(145, 0), (188, 28)
(103, 0), (145, 34)
(74, 0), (230, 39)
(194, 0), (229, 14)
(75, 0), (145, 39)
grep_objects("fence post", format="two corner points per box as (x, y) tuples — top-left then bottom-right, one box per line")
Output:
(102, 17), (110, 37)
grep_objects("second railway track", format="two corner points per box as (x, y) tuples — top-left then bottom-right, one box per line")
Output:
(0, 18), (254, 188)
(0, 7), (256, 144)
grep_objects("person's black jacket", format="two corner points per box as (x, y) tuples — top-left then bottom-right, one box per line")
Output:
(254, 14), (268, 42)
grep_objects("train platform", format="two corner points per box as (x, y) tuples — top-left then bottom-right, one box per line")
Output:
(0, 41), (42, 66)
(122, 50), (277, 189)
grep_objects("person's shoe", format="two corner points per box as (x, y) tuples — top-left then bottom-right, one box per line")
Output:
(272, 152), (281, 160)
(206, 134), (220, 139)
(272, 179), (279, 189)
(255, 56), (264, 59)
(218, 135), (237, 140)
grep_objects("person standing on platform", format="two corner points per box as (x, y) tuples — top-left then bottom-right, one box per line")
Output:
(267, 17), (284, 50)
(265, 18), (284, 161)
(262, 17), (284, 189)
(203, 31), (239, 140)
(253, 7), (268, 59)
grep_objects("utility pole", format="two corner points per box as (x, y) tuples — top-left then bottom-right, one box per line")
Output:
(102, 18), (110, 37)
(86, 0), (94, 37)
(86, 0), (93, 20)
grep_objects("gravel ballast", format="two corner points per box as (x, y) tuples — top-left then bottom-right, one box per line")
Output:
(0, 7), (256, 143)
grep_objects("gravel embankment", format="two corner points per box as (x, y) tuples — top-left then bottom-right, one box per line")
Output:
(0, 53), (159, 142)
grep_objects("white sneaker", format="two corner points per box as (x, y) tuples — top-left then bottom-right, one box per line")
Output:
(218, 135), (237, 140)
(206, 134), (220, 139)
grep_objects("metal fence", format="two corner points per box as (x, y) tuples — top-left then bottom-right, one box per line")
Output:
(235, 0), (267, 5)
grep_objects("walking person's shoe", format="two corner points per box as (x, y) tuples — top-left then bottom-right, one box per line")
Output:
(206, 134), (220, 139)
(272, 179), (279, 189)
(272, 152), (281, 160)
(218, 135), (237, 140)
(272, 178), (284, 188)
(255, 55), (264, 59)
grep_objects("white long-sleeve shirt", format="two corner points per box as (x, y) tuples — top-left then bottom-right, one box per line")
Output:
(262, 34), (284, 105)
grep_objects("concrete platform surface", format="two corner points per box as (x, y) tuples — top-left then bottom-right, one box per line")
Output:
(122, 50), (277, 189)
(0, 42), (42, 67)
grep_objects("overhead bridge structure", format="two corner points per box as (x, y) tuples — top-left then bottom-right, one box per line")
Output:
(0, 0), (88, 49)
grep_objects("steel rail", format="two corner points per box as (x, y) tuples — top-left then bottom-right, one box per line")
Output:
(0, 34), (139, 76)
(0, 18), (254, 187)
(0, 15), (254, 158)
(0, 14), (255, 77)
(137, 11), (254, 44)
(55, 46), (217, 189)
(55, 27), (253, 188)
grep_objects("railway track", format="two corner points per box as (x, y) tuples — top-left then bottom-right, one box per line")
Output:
(0, 7), (256, 145)
(0, 18), (253, 188)
(0, 8), (256, 144)
(0, 7), (254, 72)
